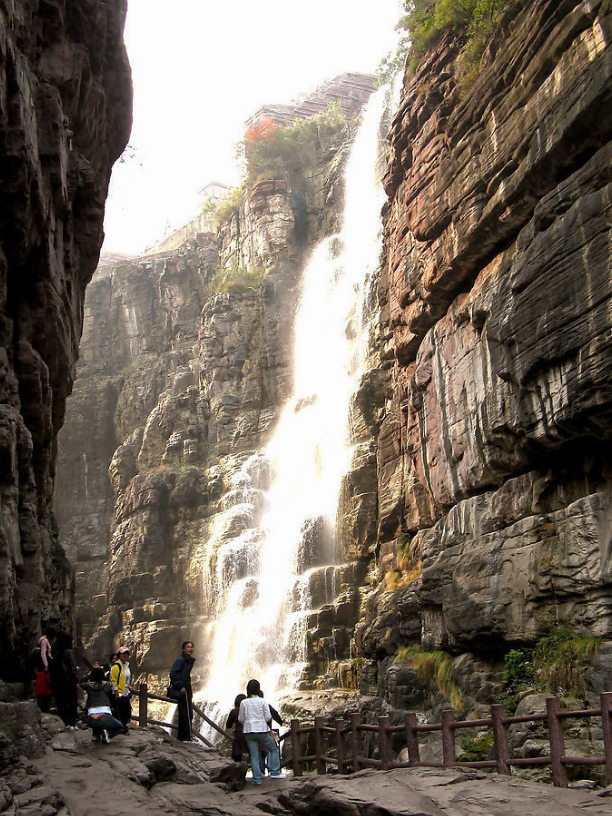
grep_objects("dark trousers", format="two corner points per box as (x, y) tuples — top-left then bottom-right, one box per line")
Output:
(116, 695), (132, 731)
(177, 692), (192, 741)
(87, 712), (125, 739)
(55, 681), (77, 727)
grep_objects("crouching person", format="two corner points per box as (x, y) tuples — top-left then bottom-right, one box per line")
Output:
(80, 667), (125, 743)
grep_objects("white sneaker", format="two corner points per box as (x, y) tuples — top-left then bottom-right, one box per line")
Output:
(101, 730), (110, 744)
(65, 725), (78, 732)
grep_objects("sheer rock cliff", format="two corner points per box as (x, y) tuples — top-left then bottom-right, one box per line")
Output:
(55, 128), (356, 684)
(0, 0), (131, 681)
(358, 0), (612, 708)
(56, 0), (612, 717)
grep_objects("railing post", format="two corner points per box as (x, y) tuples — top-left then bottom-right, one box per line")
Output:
(379, 716), (392, 770)
(600, 692), (612, 785)
(351, 712), (364, 772)
(315, 716), (326, 775)
(138, 682), (148, 728)
(441, 710), (456, 767)
(404, 712), (420, 765)
(490, 704), (511, 775)
(335, 719), (346, 774)
(546, 697), (568, 787)
(290, 719), (303, 777)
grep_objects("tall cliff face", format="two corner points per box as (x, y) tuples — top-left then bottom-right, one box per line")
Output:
(57, 0), (612, 712)
(358, 0), (612, 706)
(0, 0), (131, 680)
(55, 127), (354, 683)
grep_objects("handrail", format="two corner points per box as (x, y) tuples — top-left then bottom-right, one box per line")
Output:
(134, 683), (233, 748)
(286, 691), (612, 787)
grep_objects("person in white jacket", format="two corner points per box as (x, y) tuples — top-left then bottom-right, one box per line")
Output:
(238, 678), (282, 784)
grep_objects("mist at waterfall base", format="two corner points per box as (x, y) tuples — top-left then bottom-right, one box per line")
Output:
(189, 85), (393, 742)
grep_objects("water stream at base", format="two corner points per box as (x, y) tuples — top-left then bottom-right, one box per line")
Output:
(195, 83), (394, 738)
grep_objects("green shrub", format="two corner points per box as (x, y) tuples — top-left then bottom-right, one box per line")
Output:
(532, 625), (601, 698)
(390, 0), (510, 81)
(395, 646), (465, 712)
(458, 730), (494, 761)
(213, 186), (244, 224)
(503, 648), (534, 690)
(212, 265), (266, 294)
(239, 103), (347, 187)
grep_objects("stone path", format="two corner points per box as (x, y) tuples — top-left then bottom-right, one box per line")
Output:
(4, 715), (610, 816)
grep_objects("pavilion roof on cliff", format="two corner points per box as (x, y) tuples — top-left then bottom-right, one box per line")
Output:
(245, 72), (377, 129)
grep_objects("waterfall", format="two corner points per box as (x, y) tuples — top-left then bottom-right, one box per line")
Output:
(196, 83), (392, 732)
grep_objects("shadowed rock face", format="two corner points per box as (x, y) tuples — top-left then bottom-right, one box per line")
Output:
(0, 0), (131, 679)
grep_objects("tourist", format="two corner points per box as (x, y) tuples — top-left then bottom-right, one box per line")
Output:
(80, 666), (125, 743)
(50, 631), (79, 731)
(258, 688), (283, 774)
(110, 646), (134, 733)
(226, 693), (248, 761)
(33, 625), (56, 712)
(103, 652), (118, 681)
(238, 679), (282, 785)
(168, 641), (195, 741)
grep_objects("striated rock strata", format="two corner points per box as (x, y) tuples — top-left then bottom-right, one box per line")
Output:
(357, 0), (612, 709)
(0, 0), (131, 680)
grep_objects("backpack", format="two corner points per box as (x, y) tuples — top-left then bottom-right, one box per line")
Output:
(28, 645), (45, 673)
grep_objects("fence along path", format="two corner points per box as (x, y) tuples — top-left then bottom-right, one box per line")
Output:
(134, 684), (612, 788)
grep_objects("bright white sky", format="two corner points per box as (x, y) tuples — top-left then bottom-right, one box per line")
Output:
(102, 0), (404, 255)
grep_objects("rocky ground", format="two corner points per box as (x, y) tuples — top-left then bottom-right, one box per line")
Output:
(1, 701), (611, 816)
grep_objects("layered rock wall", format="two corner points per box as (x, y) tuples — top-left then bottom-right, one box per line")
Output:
(56, 0), (612, 718)
(357, 0), (612, 707)
(0, 0), (131, 679)
(56, 169), (337, 681)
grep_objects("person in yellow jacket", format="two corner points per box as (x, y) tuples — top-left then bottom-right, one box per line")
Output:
(110, 646), (134, 733)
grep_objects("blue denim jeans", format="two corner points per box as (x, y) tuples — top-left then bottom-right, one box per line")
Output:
(244, 732), (280, 782)
(87, 712), (125, 739)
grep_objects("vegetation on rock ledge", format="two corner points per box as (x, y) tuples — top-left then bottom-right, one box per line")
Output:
(238, 103), (348, 188)
(380, 0), (511, 84)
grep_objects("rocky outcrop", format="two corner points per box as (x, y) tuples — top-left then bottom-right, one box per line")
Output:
(356, 0), (612, 707)
(1, 698), (610, 816)
(0, 0), (131, 680)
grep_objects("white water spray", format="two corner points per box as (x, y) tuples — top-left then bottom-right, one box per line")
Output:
(197, 84), (392, 730)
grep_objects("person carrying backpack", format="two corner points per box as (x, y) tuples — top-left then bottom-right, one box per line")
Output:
(168, 641), (195, 741)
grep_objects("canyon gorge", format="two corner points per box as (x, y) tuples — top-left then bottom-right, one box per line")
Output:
(1, 0), (612, 801)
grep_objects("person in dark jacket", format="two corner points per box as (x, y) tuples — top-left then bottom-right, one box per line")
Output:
(79, 667), (125, 743)
(168, 641), (195, 741)
(50, 631), (79, 730)
(227, 693), (248, 761)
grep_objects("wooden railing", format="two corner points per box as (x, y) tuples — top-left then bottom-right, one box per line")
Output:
(288, 692), (612, 787)
(133, 682), (232, 748)
(131, 684), (612, 788)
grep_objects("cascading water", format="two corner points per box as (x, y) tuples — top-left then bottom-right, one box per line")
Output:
(196, 83), (393, 734)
